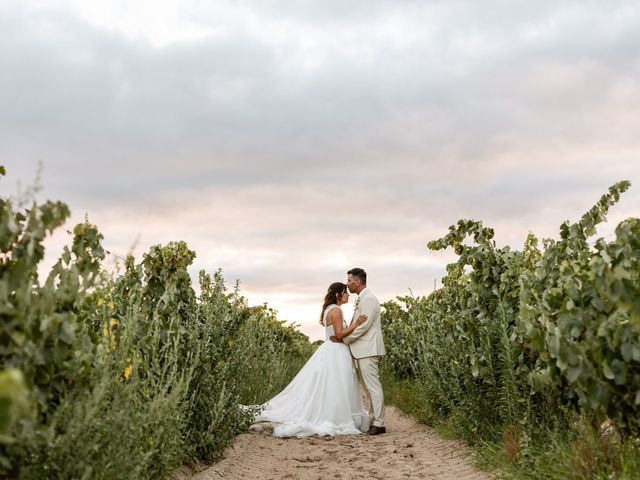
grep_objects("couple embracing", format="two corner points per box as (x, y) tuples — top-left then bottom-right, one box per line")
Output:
(251, 268), (386, 437)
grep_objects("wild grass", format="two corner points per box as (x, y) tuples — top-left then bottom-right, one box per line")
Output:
(0, 169), (313, 479)
(382, 364), (640, 479)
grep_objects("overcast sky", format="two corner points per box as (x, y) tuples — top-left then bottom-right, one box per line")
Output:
(2, 0), (639, 340)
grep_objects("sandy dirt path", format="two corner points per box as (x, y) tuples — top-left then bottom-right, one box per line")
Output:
(184, 406), (493, 480)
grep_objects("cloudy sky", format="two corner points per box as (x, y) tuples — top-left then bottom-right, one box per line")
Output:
(2, 0), (639, 340)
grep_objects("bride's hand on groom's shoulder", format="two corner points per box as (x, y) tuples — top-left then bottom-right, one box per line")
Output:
(356, 314), (368, 325)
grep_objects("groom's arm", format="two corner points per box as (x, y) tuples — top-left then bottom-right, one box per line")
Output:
(343, 296), (378, 344)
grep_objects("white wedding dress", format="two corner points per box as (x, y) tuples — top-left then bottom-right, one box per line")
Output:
(250, 304), (370, 437)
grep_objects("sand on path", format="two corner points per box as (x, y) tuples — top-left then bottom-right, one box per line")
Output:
(181, 406), (493, 480)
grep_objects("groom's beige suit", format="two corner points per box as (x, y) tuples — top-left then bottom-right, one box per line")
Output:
(343, 287), (385, 427)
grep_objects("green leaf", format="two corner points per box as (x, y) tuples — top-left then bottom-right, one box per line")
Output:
(567, 365), (582, 383)
(59, 321), (75, 344)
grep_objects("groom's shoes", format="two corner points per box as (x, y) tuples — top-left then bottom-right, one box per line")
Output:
(366, 425), (386, 435)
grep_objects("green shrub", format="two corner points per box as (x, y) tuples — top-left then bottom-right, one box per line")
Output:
(382, 181), (640, 476)
(0, 167), (313, 479)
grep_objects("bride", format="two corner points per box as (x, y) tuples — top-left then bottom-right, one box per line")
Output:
(249, 282), (371, 437)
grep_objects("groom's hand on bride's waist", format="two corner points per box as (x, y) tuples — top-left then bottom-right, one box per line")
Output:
(329, 335), (343, 343)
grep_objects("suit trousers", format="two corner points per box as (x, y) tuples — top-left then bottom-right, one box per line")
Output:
(356, 356), (385, 427)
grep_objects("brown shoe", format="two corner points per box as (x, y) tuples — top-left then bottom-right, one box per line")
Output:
(366, 426), (386, 435)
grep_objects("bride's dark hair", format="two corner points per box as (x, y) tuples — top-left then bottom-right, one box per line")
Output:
(319, 282), (347, 325)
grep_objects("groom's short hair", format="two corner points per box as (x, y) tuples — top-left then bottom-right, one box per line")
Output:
(348, 267), (367, 285)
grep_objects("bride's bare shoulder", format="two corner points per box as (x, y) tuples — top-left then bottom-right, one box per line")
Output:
(327, 306), (343, 320)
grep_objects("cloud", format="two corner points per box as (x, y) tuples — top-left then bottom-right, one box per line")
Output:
(2, 0), (639, 339)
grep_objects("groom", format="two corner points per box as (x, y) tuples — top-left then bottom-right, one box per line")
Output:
(340, 267), (386, 435)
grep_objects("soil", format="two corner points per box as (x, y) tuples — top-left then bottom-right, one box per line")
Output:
(176, 406), (493, 480)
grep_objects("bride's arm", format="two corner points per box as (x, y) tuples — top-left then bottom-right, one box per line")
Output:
(330, 310), (367, 339)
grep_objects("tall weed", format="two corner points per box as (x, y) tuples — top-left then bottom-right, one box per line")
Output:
(0, 167), (313, 479)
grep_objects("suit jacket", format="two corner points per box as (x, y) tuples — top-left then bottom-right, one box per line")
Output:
(343, 288), (386, 359)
